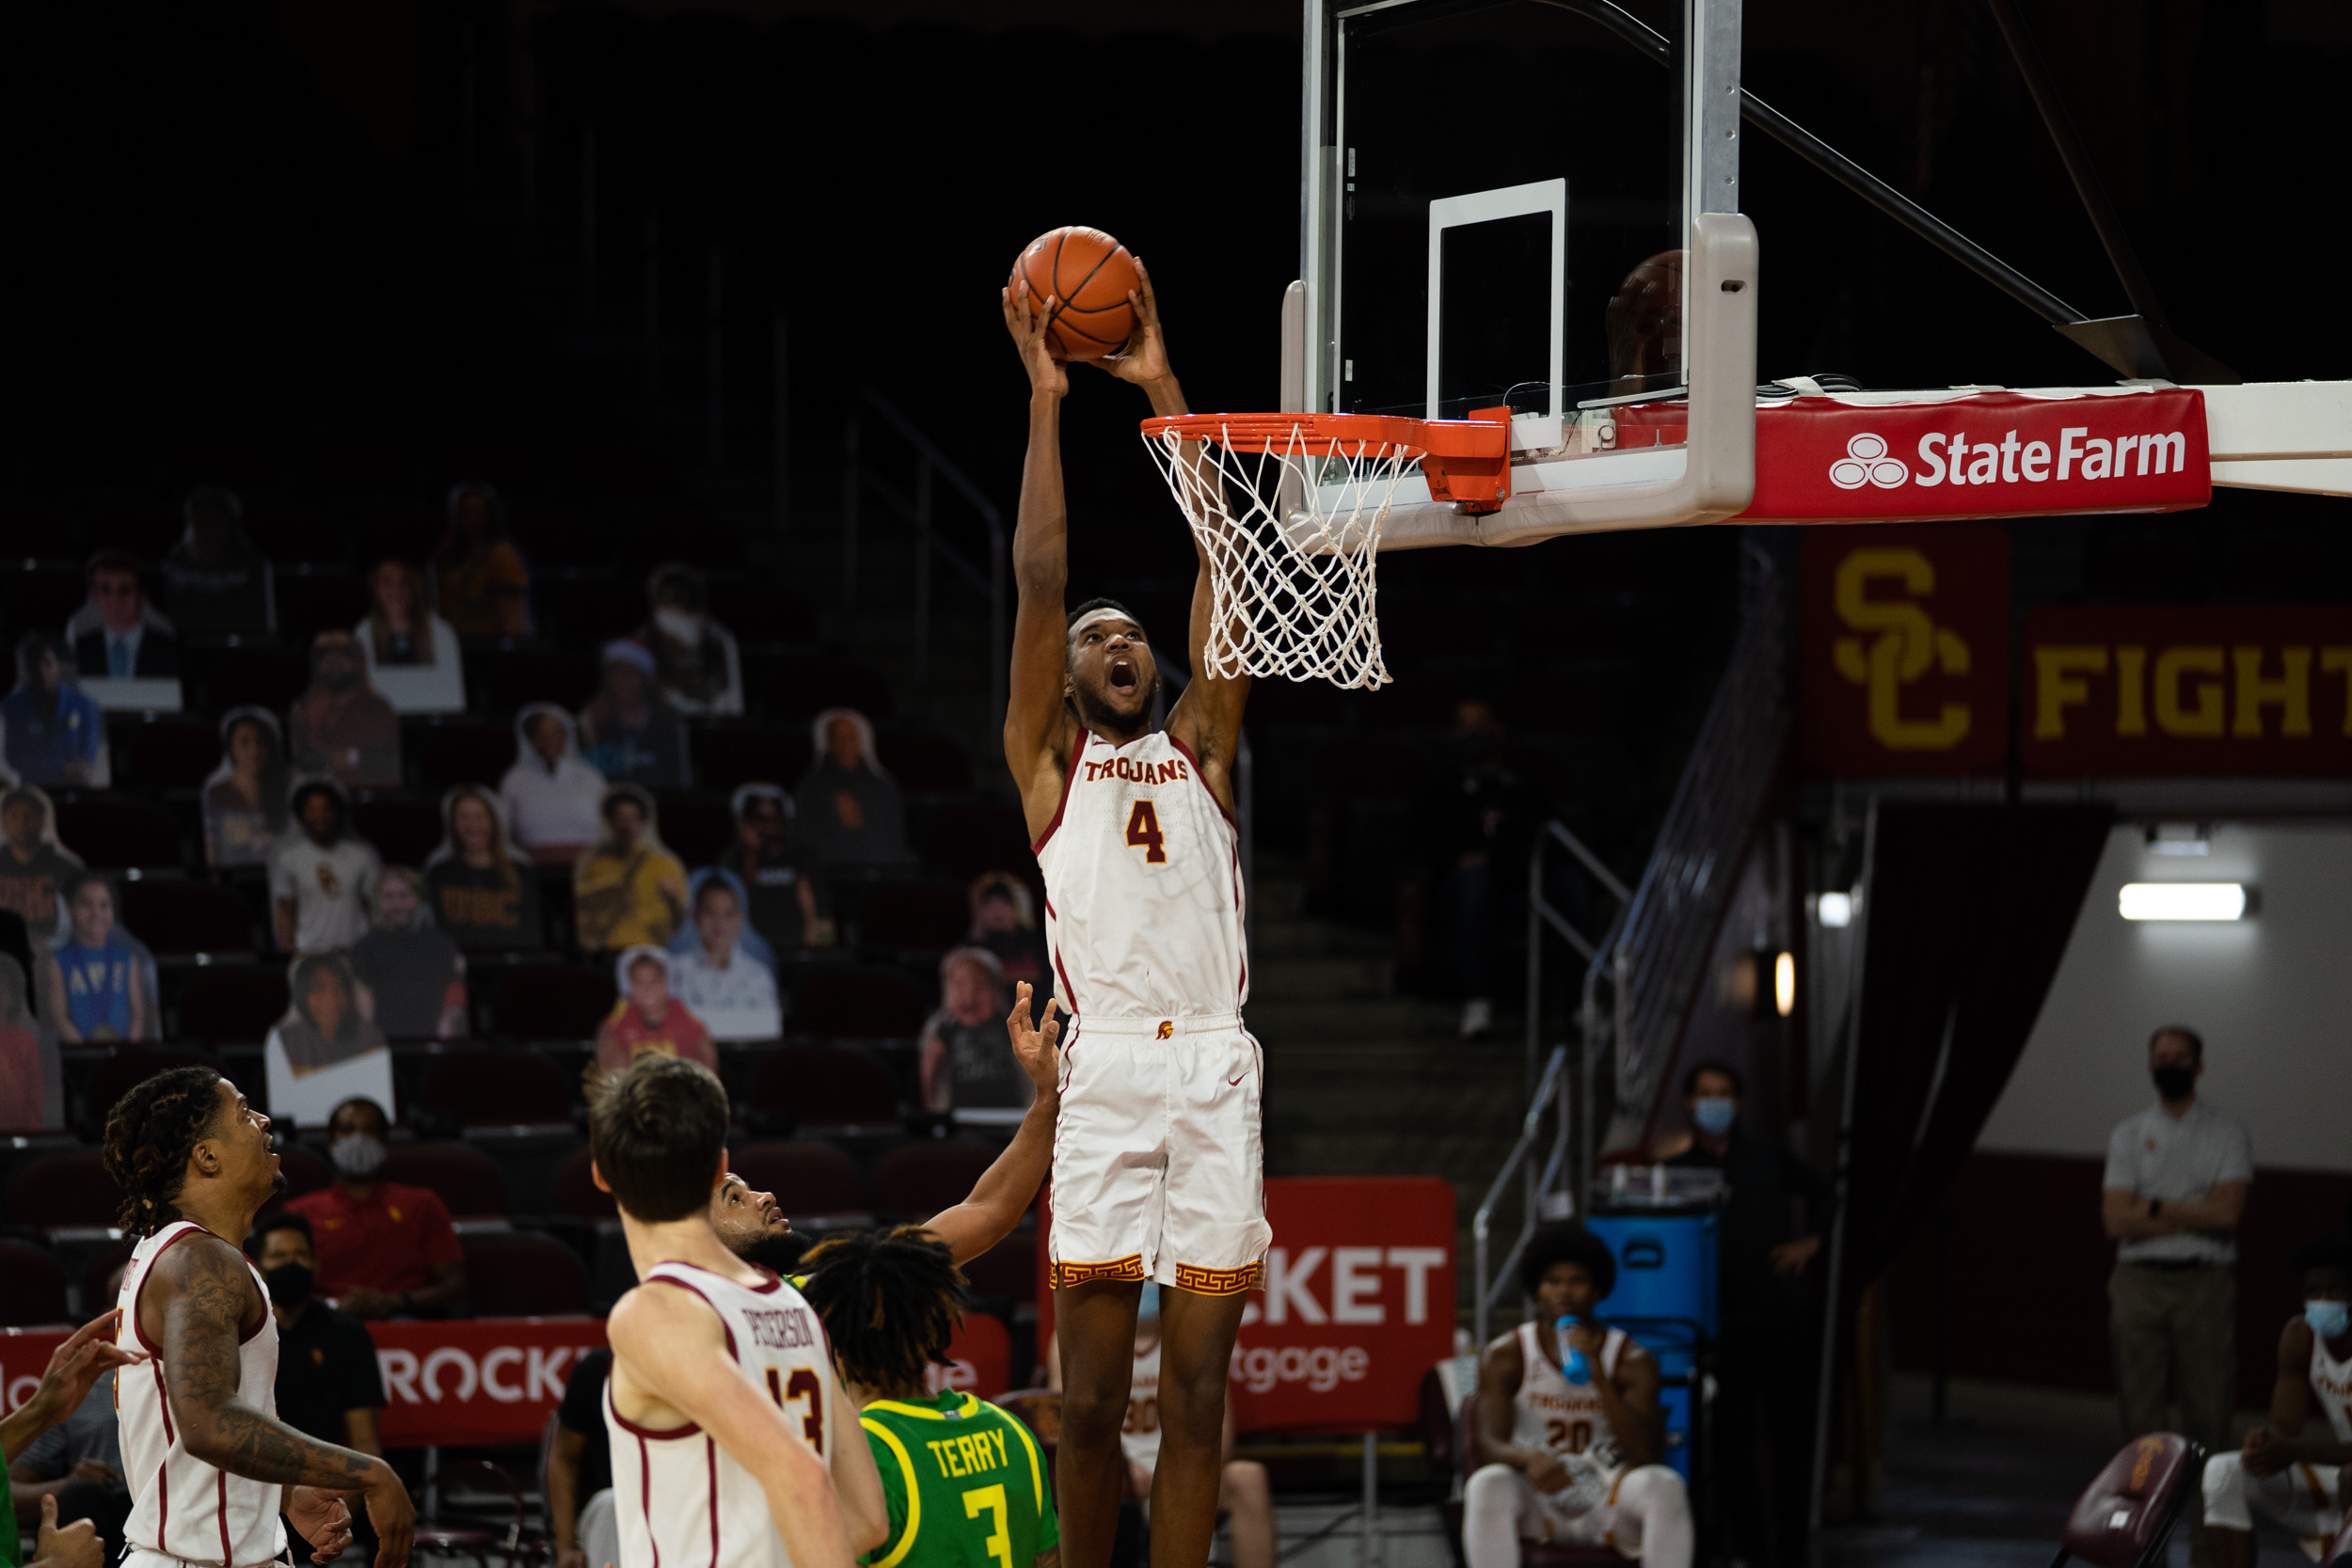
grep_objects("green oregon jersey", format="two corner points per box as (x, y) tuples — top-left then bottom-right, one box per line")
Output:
(858, 1390), (1060, 1568)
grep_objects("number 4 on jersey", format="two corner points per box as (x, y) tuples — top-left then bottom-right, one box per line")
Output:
(1124, 800), (1168, 864)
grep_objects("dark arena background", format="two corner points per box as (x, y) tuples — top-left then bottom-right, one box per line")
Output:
(2, 5), (2349, 1568)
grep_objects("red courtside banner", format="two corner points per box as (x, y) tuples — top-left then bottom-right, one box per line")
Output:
(3, 1312), (1010, 1447)
(1801, 525), (2010, 776)
(1744, 388), (2210, 523)
(2022, 606), (2352, 776)
(1038, 1177), (1456, 1434)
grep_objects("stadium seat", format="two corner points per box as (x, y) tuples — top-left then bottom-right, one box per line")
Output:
(206, 646), (310, 713)
(273, 570), (369, 647)
(82, 1237), (135, 1309)
(697, 726), (815, 795)
(745, 652), (894, 721)
(652, 791), (733, 866)
(418, 1053), (575, 1131)
(960, 1225), (1034, 1307)
(416, 723), (518, 797)
(121, 879), (262, 958)
(746, 1049), (899, 1133)
(790, 969), (928, 1042)
(0, 1241), (70, 1327)
(86, 1049), (221, 1132)
(54, 797), (186, 873)
(537, 576), (643, 644)
(490, 967), (616, 1042)
(7, 1148), (122, 1230)
(728, 1141), (870, 1224)
(482, 646), (601, 715)
(381, 1143), (508, 1219)
(277, 1144), (334, 1199)
(460, 1231), (592, 1315)
(875, 730), (971, 794)
(175, 965), (292, 1045)
(117, 716), (219, 792)
(915, 801), (1036, 883)
(874, 1138), (995, 1219)
(854, 882), (969, 955)
(0, 568), (88, 643)
(551, 1146), (615, 1219)
(707, 581), (816, 644)
(2052, 1433), (2202, 1568)
(348, 796), (440, 869)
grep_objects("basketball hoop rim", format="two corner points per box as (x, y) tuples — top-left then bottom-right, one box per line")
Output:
(1138, 409), (1509, 461)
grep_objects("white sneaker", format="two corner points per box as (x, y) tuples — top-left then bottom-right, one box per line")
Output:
(1460, 998), (1494, 1038)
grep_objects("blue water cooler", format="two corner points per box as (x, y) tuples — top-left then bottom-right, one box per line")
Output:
(1587, 1204), (1718, 1481)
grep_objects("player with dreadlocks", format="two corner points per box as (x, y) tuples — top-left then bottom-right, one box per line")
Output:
(800, 1227), (1060, 1568)
(100, 1066), (416, 1568)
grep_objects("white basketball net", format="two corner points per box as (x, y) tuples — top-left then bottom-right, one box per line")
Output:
(1139, 420), (1414, 689)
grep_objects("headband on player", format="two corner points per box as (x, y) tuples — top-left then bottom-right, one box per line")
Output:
(1068, 607), (1143, 641)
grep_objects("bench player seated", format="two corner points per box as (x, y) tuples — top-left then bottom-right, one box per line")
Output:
(1466, 1224), (1692, 1568)
(2205, 1235), (2352, 1568)
(592, 1055), (888, 1568)
(799, 1227), (1060, 1568)
(1044, 1285), (1275, 1568)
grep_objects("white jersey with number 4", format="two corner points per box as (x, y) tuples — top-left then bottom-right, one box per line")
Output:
(605, 1261), (836, 1568)
(1036, 729), (1246, 1021)
(116, 1221), (288, 1568)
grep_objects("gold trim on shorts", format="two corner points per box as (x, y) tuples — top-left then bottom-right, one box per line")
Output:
(1173, 1261), (1263, 1295)
(1051, 1255), (1146, 1289)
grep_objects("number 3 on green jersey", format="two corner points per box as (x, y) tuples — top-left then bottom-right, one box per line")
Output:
(857, 1391), (1060, 1568)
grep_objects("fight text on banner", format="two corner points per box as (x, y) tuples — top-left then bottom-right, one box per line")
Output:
(1801, 524), (2010, 777)
(1038, 1177), (1456, 1435)
(2022, 606), (2352, 776)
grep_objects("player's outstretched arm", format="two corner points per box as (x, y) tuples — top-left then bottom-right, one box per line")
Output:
(154, 1236), (413, 1568)
(926, 986), (1062, 1264)
(1003, 273), (1078, 835)
(609, 1286), (859, 1568)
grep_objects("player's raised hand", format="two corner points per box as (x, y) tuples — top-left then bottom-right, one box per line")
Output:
(25, 1308), (146, 1427)
(1007, 984), (1062, 1095)
(1002, 272), (1069, 399)
(1091, 257), (1173, 388)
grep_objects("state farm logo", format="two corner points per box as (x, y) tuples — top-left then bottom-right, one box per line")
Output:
(1829, 434), (1909, 490)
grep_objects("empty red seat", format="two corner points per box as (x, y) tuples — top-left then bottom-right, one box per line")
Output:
(552, 1146), (616, 1219)
(419, 1053), (575, 1130)
(855, 882), (969, 954)
(652, 791), (733, 867)
(2056, 1433), (2201, 1568)
(119, 880), (261, 958)
(380, 1143), (509, 1219)
(86, 1050), (221, 1132)
(790, 970), (928, 1042)
(55, 797), (186, 873)
(960, 1226), (1035, 1306)
(274, 571), (370, 646)
(747, 1048), (900, 1132)
(0, 1241), (70, 1326)
(875, 731), (971, 794)
(697, 727), (814, 794)
(915, 802), (1036, 883)
(117, 717), (220, 793)
(206, 646), (310, 714)
(81, 1238), (136, 1308)
(7, 1148), (122, 1230)
(874, 1138), (995, 1219)
(482, 647), (601, 715)
(729, 1141), (869, 1222)
(349, 797), (442, 869)
(175, 966), (292, 1046)
(459, 1231), (592, 1315)
(490, 968), (615, 1043)
(417, 724), (518, 797)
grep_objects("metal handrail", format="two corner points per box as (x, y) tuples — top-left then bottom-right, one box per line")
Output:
(842, 387), (1008, 723)
(1472, 1043), (1570, 1349)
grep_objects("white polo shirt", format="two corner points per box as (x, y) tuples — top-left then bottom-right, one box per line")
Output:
(2102, 1098), (2253, 1265)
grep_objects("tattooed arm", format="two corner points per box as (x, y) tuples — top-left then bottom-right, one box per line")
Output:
(152, 1233), (417, 1568)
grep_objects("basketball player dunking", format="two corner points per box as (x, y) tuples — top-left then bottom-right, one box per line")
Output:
(1001, 261), (1269, 1568)
(593, 1055), (887, 1568)
(100, 1067), (416, 1568)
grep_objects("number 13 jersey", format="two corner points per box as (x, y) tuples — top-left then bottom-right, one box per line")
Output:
(606, 1261), (835, 1568)
(1035, 730), (1247, 1021)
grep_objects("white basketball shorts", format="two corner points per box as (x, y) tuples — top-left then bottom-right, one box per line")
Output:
(1048, 1011), (1270, 1296)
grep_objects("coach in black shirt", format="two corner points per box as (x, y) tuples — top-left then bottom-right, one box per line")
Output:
(247, 1212), (386, 1452)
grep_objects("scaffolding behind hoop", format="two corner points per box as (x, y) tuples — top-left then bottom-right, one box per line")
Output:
(1137, 409), (1510, 690)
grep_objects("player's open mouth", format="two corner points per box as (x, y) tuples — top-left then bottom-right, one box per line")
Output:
(1108, 659), (1138, 694)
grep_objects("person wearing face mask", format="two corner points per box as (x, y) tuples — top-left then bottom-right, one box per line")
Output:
(637, 564), (743, 716)
(284, 1096), (468, 1320)
(1661, 1060), (1832, 1568)
(2202, 1236), (2352, 1568)
(2101, 1024), (2252, 1471)
(245, 1213), (386, 1461)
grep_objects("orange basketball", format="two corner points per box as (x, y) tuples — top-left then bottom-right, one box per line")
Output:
(1012, 226), (1139, 361)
